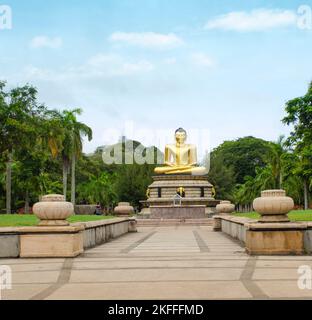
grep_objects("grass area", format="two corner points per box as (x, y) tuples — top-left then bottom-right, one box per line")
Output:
(0, 214), (116, 227)
(234, 210), (312, 222)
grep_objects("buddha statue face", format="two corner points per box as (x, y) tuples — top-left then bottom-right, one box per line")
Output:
(175, 128), (187, 145)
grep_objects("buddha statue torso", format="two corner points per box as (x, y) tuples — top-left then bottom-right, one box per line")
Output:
(154, 128), (207, 176)
(165, 144), (196, 166)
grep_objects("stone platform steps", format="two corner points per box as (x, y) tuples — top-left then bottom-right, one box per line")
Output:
(136, 218), (213, 227)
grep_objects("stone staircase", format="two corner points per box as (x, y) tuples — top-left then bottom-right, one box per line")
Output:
(136, 218), (213, 227)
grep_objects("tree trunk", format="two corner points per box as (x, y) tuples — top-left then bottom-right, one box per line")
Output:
(71, 154), (76, 207)
(63, 161), (68, 201)
(24, 189), (30, 214)
(6, 152), (13, 214)
(304, 178), (309, 210)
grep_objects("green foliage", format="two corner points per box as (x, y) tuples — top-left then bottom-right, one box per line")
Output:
(212, 136), (271, 185)
(282, 82), (312, 180)
(207, 153), (235, 200)
(282, 81), (312, 208)
(0, 82), (46, 157)
(206, 136), (271, 200)
(232, 136), (306, 206)
(114, 163), (154, 207)
(76, 172), (117, 206)
(233, 166), (275, 205)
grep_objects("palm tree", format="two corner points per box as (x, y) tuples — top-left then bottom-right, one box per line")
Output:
(267, 135), (287, 189)
(60, 109), (92, 205)
(41, 108), (92, 204)
(38, 110), (67, 202)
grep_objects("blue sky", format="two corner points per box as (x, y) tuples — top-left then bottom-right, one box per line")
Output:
(1, 0), (312, 156)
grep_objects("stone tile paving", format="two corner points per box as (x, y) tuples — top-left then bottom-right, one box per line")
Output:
(1, 226), (312, 300)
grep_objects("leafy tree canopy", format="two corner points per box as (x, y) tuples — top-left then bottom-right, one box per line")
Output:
(211, 136), (271, 184)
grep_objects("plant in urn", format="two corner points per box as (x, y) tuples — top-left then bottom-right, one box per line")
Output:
(33, 194), (74, 226)
(253, 190), (294, 223)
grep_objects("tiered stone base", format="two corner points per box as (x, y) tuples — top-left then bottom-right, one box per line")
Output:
(140, 175), (219, 219)
(149, 205), (206, 219)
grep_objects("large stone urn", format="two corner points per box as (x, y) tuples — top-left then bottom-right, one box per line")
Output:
(33, 194), (74, 226)
(253, 190), (294, 223)
(216, 200), (235, 215)
(114, 202), (134, 217)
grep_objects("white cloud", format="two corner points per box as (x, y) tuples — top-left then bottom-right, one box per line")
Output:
(23, 65), (54, 79)
(85, 53), (154, 76)
(109, 32), (184, 49)
(30, 36), (63, 49)
(164, 57), (177, 65)
(205, 9), (297, 32)
(22, 53), (154, 82)
(191, 53), (214, 67)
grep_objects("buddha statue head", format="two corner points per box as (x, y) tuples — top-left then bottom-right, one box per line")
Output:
(175, 127), (187, 145)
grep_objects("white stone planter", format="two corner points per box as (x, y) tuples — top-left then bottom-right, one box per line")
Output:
(216, 201), (235, 215)
(114, 202), (134, 217)
(253, 190), (294, 223)
(33, 194), (74, 226)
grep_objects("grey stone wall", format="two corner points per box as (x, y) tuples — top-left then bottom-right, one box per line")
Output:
(0, 218), (136, 258)
(0, 235), (20, 258)
(76, 219), (134, 249)
(217, 216), (312, 255)
(304, 229), (312, 254)
(221, 219), (246, 243)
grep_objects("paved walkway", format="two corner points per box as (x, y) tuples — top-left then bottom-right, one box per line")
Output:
(1, 226), (312, 299)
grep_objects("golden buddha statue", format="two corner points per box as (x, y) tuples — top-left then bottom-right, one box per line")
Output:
(154, 128), (208, 175)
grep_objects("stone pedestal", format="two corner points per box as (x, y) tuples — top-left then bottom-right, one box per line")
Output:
(246, 222), (306, 255)
(140, 175), (219, 219)
(244, 189), (303, 255)
(19, 225), (84, 258)
(150, 205), (206, 219)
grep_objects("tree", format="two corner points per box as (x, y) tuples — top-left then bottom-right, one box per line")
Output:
(212, 136), (271, 185)
(282, 152), (304, 205)
(283, 81), (312, 210)
(233, 166), (275, 210)
(115, 163), (154, 207)
(0, 82), (46, 213)
(110, 138), (159, 207)
(60, 109), (92, 205)
(207, 152), (235, 200)
(76, 172), (117, 206)
(265, 136), (287, 189)
(43, 109), (70, 200)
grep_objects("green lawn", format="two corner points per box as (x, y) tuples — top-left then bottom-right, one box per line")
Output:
(0, 214), (116, 227)
(234, 210), (312, 222)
